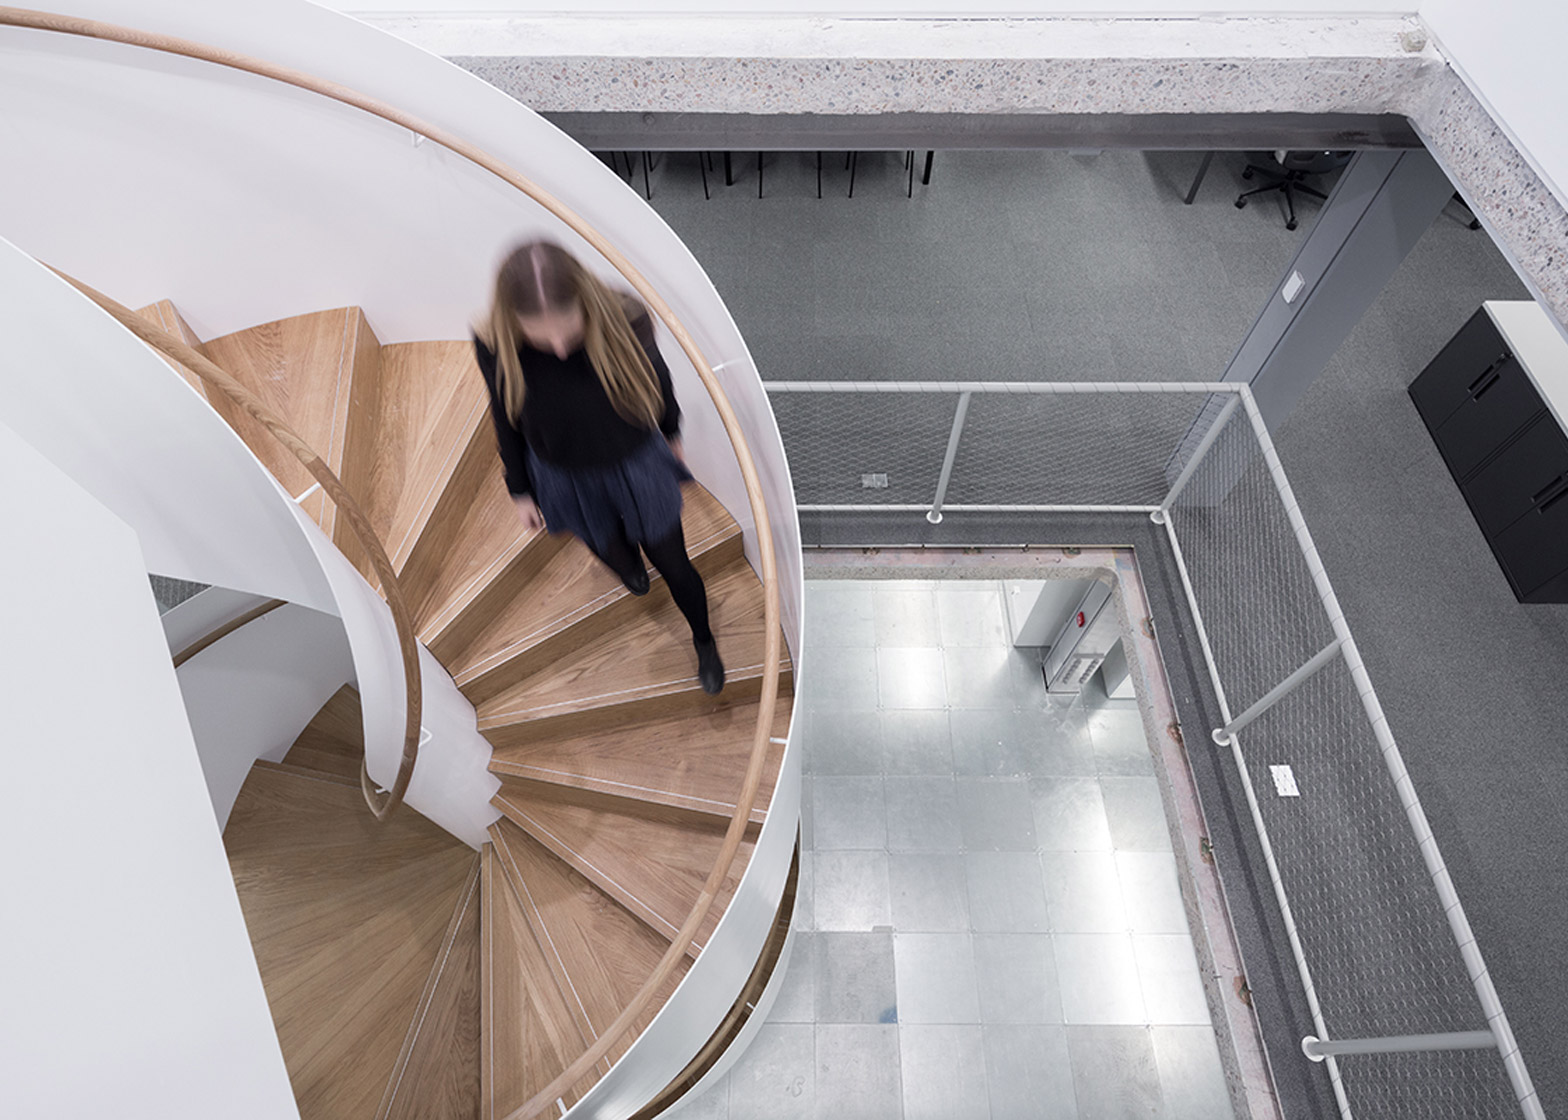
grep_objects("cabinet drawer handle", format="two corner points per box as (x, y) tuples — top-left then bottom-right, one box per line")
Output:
(1467, 353), (1511, 399)
(1538, 478), (1568, 514)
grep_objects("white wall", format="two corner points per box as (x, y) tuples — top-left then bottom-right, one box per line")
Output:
(0, 418), (298, 1120)
(174, 602), (355, 829)
(0, 240), (338, 614)
(1420, 0), (1568, 213)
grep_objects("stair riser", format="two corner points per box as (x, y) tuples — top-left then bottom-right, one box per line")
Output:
(425, 531), (570, 665)
(478, 670), (794, 751)
(484, 760), (774, 826)
(458, 530), (746, 706)
(398, 421), (505, 624)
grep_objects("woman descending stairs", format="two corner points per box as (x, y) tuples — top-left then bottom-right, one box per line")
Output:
(160, 299), (793, 1119)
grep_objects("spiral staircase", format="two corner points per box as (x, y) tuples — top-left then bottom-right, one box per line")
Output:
(139, 299), (793, 1119)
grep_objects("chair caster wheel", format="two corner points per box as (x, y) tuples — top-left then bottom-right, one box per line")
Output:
(1235, 199), (1247, 209)
(1286, 219), (1298, 230)
(1242, 168), (1254, 180)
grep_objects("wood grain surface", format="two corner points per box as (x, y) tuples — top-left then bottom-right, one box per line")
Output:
(134, 299), (207, 399)
(488, 697), (791, 825)
(451, 484), (744, 705)
(202, 308), (373, 537)
(493, 779), (759, 955)
(282, 684), (364, 782)
(223, 764), (476, 1120)
(492, 821), (690, 1061)
(380, 856), (483, 1120)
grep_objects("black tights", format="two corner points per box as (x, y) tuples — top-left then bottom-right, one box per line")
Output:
(589, 521), (713, 644)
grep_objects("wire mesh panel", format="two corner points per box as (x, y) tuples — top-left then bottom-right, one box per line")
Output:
(1167, 403), (1339, 714)
(1238, 663), (1495, 1033)
(769, 390), (956, 505)
(943, 391), (1209, 507)
(1339, 1050), (1520, 1120)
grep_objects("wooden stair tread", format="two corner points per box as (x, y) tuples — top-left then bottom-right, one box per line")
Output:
(448, 484), (743, 702)
(134, 299), (207, 400)
(476, 558), (785, 729)
(360, 341), (488, 574)
(201, 308), (377, 540)
(492, 777), (757, 954)
(282, 683), (363, 782)
(223, 764), (476, 1120)
(488, 698), (792, 825)
(381, 857), (482, 1120)
(491, 820), (689, 1061)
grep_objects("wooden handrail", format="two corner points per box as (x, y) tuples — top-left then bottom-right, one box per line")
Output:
(171, 598), (288, 668)
(53, 271), (423, 822)
(6, 9), (784, 1114)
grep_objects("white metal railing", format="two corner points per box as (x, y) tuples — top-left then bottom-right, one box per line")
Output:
(764, 378), (1543, 1120)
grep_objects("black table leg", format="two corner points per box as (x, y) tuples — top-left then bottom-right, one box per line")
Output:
(699, 151), (710, 200)
(724, 151), (733, 187)
(817, 151), (822, 199)
(922, 150), (934, 185)
(641, 151), (652, 200)
(1184, 151), (1215, 205)
(757, 151), (763, 199)
(848, 152), (858, 198)
(907, 150), (914, 198)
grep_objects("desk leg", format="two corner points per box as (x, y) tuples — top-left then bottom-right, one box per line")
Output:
(922, 150), (934, 186)
(1184, 151), (1215, 205)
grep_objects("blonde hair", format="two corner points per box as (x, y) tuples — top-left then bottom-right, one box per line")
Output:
(482, 240), (663, 429)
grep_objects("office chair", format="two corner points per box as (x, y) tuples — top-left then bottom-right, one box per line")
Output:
(1234, 150), (1351, 230)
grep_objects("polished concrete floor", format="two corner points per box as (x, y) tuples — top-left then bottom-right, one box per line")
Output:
(674, 578), (1232, 1120)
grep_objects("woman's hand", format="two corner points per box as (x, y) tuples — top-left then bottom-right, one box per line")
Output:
(512, 494), (545, 531)
(667, 435), (685, 464)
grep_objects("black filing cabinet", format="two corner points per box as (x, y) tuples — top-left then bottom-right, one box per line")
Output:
(1410, 308), (1568, 603)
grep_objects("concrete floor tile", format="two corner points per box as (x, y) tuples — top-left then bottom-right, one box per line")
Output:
(889, 852), (971, 931)
(900, 1025), (992, 1120)
(1041, 850), (1128, 933)
(1030, 776), (1116, 852)
(813, 776), (888, 850)
(873, 584), (942, 647)
(727, 1022), (814, 1120)
(877, 647), (948, 710)
(1101, 776), (1174, 851)
(814, 1024), (903, 1120)
(957, 778), (1037, 850)
(1133, 935), (1211, 1025)
(984, 1024), (1079, 1119)
(1054, 934), (1147, 1025)
(1151, 1025), (1236, 1120)
(881, 709), (955, 774)
(1116, 852), (1190, 935)
(1066, 1025), (1165, 1120)
(806, 708), (883, 775)
(965, 851), (1051, 933)
(894, 932), (982, 1024)
(974, 933), (1064, 1024)
(884, 775), (964, 852)
(816, 932), (898, 1024)
(814, 851), (892, 931)
(770, 932), (817, 1024)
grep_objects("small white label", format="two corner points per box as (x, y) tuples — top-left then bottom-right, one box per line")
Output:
(1270, 764), (1301, 797)
(1282, 270), (1306, 303)
(861, 472), (889, 489)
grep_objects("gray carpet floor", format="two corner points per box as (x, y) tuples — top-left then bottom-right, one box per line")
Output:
(637, 147), (1568, 1117)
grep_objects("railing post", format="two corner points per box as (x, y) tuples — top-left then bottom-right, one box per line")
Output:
(927, 390), (972, 524)
(1212, 638), (1344, 745)
(1153, 393), (1241, 524)
(1303, 1031), (1497, 1061)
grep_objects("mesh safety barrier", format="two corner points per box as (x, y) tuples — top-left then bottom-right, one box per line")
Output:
(776, 381), (1530, 1119)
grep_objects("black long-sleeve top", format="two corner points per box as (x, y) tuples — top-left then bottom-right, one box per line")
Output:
(473, 312), (681, 500)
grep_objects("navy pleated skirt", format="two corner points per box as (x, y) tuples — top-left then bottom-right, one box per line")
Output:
(527, 433), (691, 556)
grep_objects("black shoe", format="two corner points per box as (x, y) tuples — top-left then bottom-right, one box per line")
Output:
(622, 567), (650, 596)
(695, 637), (725, 695)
